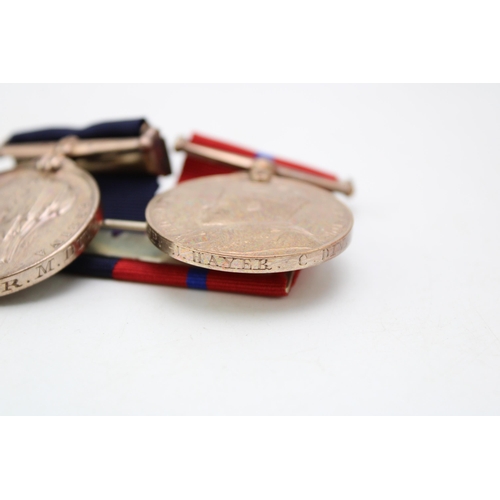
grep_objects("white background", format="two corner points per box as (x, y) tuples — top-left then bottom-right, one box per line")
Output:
(0, 84), (499, 415)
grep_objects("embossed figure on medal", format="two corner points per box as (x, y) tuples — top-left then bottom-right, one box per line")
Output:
(146, 138), (354, 274)
(0, 155), (101, 296)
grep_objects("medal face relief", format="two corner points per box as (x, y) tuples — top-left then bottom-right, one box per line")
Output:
(146, 172), (353, 274)
(0, 160), (101, 296)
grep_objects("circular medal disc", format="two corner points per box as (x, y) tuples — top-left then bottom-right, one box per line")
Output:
(0, 159), (101, 296)
(146, 172), (353, 274)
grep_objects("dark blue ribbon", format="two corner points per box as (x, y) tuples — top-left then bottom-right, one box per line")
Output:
(7, 119), (146, 144)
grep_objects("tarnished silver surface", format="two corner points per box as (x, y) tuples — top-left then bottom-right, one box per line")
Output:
(146, 172), (353, 274)
(0, 159), (101, 296)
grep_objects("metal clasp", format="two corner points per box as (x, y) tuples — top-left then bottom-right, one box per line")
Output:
(0, 122), (170, 176)
(175, 137), (353, 195)
(250, 158), (275, 182)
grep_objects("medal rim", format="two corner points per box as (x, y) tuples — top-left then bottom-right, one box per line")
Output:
(145, 173), (354, 274)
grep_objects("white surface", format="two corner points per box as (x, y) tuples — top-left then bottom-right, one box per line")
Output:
(0, 84), (499, 415)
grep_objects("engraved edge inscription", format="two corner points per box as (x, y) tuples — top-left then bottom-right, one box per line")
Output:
(147, 225), (352, 274)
